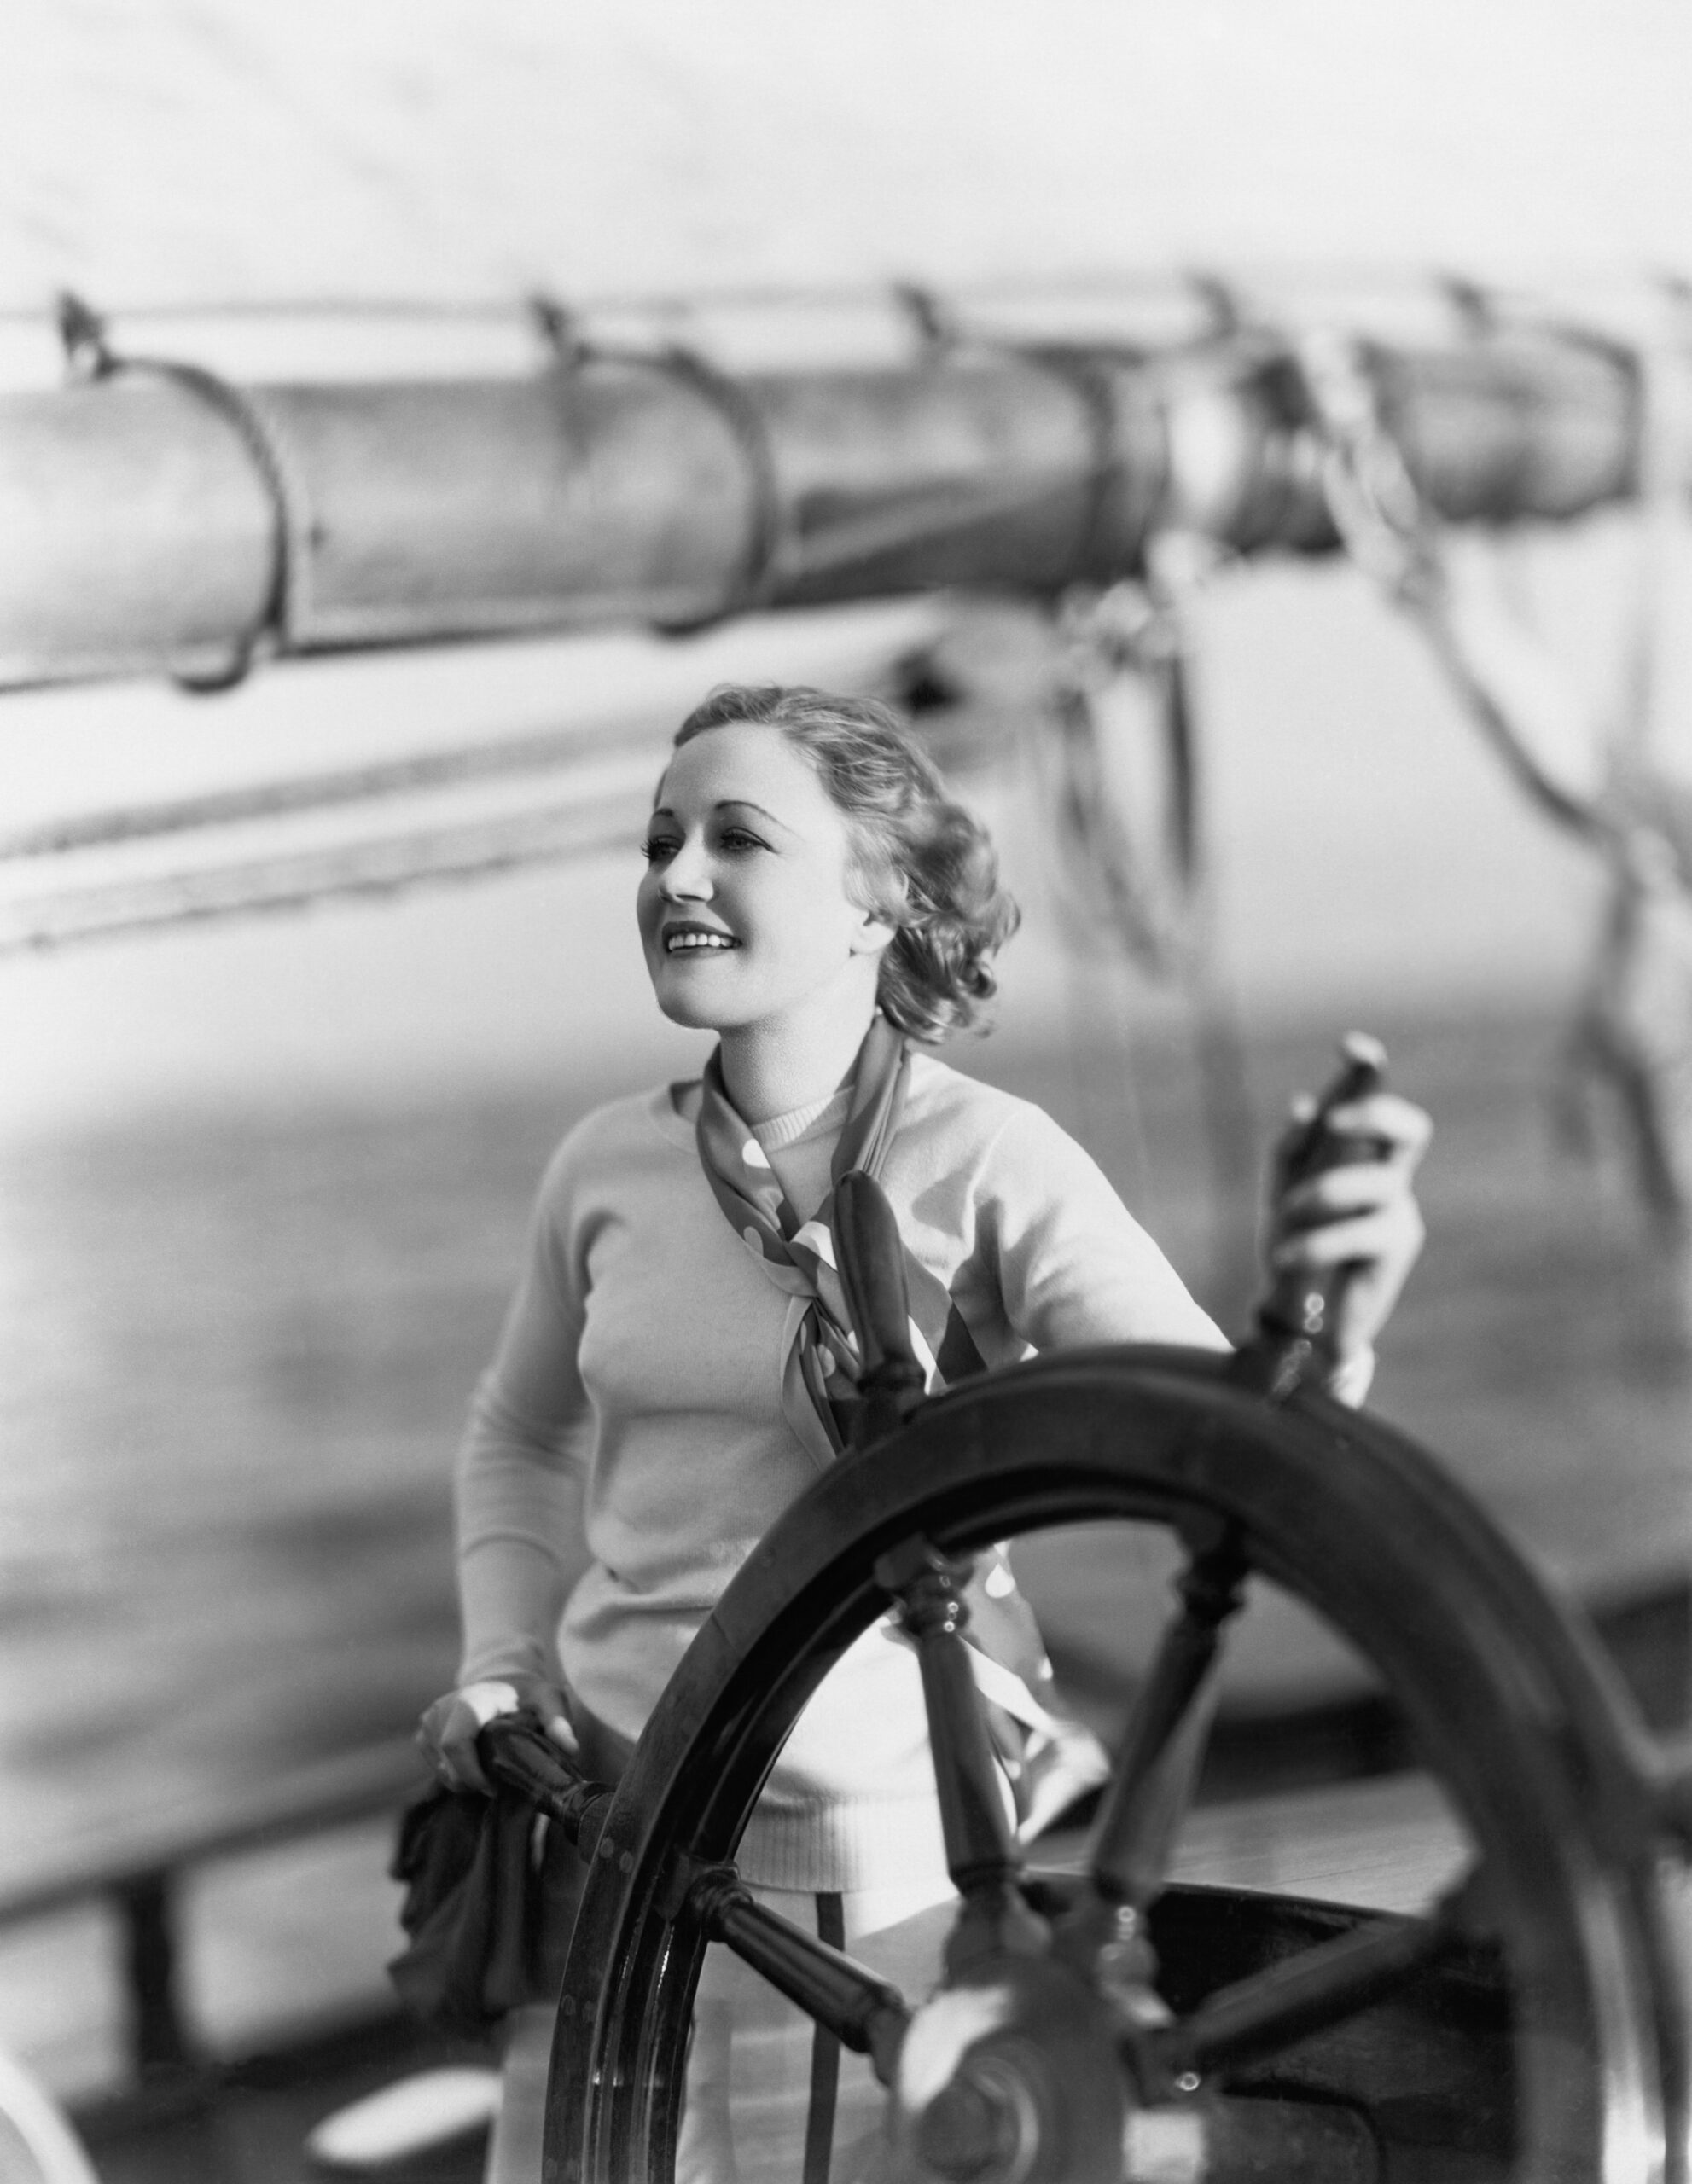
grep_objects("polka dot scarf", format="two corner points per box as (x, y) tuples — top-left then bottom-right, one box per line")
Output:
(695, 1012), (984, 1461)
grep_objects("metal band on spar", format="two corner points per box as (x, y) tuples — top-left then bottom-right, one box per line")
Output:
(0, 316), (1660, 688)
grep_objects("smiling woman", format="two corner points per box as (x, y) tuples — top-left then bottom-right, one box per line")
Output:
(637, 686), (1017, 1113)
(637, 715), (895, 1095)
(415, 681), (1431, 2184)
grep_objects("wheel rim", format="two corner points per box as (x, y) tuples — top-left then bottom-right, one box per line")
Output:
(547, 1346), (1686, 2184)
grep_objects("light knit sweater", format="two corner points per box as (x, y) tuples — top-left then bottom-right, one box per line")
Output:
(455, 1050), (1229, 1891)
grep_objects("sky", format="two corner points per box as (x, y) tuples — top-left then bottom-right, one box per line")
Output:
(7, 1), (1692, 307)
(2, 0), (1688, 1136)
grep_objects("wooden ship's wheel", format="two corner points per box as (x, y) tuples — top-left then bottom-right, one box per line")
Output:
(517, 1176), (1692, 2184)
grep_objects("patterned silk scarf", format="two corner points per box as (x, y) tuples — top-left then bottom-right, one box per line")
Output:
(693, 1014), (1109, 1829)
(695, 1012), (986, 1463)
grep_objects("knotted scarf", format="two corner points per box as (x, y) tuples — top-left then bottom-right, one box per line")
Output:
(695, 1012), (985, 1461)
(694, 1016), (1111, 1834)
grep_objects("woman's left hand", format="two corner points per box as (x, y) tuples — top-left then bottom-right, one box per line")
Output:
(1264, 1086), (1433, 1381)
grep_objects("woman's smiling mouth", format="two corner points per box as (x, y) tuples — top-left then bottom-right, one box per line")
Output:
(663, 923), (740, 955)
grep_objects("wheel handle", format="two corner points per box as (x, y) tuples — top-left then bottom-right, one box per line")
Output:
(836, 1168), (927, 1447)
(1238, 1032), (1391, 1399)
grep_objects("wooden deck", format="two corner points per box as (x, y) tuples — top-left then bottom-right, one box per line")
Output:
(71, 2017), (492, 2184)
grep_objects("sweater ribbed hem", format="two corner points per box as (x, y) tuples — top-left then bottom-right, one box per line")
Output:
(736, 1785), (951, 1894)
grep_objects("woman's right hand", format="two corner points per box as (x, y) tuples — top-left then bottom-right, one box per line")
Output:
(416, 1673), (579, 1794)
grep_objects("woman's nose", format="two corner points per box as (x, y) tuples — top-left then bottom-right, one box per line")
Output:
(659, 839), (712, 897)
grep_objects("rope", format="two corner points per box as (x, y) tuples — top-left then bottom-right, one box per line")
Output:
(1021, 343), (1131, 590)
(1290, 326), (1439, 595)
(1290, 315), (1691, 845)
(1288, 324), (1610, 839)
(1613, 304), (1685, 776)
(1292, 296), (1692, 1234)
(1035, 561), (1259, 1307)
(887, 280), (1143, 595)
(529, 293), (791, 629)
(3, 270), (1200, 335)
(1429, 281), (1686, 783)
(1443, 288), (1678, 787)
(1040, 565), (1213, 981)
(56, 291), (312, 692)
(889, 280), (962, 355)
(0, 792), (648, 957)
(0, 720), (665, 863)
(533, 280), (1149, 614)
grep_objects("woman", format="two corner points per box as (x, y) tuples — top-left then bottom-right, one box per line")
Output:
(420, 682), (1429, 2184)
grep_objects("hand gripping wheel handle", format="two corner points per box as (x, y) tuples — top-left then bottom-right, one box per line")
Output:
(1237, 1031), (1391, 1400)
(474, 1714), (617, 1861)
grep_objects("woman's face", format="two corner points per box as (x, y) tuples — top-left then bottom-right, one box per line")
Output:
(637, 722), (893, 1036)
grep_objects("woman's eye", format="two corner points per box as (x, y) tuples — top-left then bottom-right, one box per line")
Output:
(719, 828), (767, 852)
(640, 836), (680, 863)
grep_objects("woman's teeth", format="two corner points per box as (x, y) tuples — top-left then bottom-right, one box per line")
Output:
(666, 932), (736, 951)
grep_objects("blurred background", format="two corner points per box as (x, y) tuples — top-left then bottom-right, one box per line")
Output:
(3, 2), (1692, 2174)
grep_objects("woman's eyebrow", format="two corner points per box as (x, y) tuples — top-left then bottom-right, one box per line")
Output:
(644, 798), (792, 831)
(715, 799), (789, 830)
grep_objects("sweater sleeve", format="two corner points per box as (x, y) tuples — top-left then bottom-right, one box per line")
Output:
(454, 1141), (597, 1687)
(979, 1100), (1231, 1355)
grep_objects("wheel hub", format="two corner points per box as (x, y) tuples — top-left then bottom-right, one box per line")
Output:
(887, 1954), (1131, 2184)
(884, 1936), (1389, 2184)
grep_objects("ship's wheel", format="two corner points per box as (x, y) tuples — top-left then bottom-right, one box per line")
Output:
(536, 1183), (1692, 2184)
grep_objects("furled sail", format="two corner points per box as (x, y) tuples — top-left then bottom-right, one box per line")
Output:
(0, 294), (1665, 690)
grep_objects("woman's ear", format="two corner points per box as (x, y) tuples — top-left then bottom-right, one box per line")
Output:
(847, 864), (903, 958)
(849, 903), (899, 959)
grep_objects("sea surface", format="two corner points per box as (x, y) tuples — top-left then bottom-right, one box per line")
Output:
(3, 998), (1689, 2092)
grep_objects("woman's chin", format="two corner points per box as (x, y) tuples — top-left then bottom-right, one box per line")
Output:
(648, 977), (739, 1033)
(655, 1000), (723, 1031)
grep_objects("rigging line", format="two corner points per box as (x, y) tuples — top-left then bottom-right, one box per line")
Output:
(1042, 580), (1207, 982)
(2, 297), (543, 327)
(1017, 695), (1156, 1205)
(1025, 346), (1134, 588)
(18, 264), (1634, 337)
(1614, 296), (1687, 775)
(1290, 324), (1608, 842)
(781, 469), (1096, 589)
(885, 280), (1140, 593)
(1433, 272), (1679, 771)
(529, 294), (792, 630)
(0, 269), (1198, 332)
(535, 281), (1135, 619)
(0, 723), (668, 863)
(537, 302), (1124, 616)
(0, 793), (648, 958)
(55, 290), (312, 693)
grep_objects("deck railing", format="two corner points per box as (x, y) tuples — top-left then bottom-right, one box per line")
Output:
(0, 1739), (427, 2084)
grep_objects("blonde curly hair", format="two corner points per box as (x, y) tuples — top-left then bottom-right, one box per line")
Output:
(672, 683), (1020, 1041)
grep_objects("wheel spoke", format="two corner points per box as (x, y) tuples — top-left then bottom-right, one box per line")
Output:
(876, 1536), (1049, 1967)
(878, 1537), (1020, 1891)
(1149, 1891), (1466, 2082)
(1088, 1522), (1249, 1910)
(688, 1868), (911, 2085)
